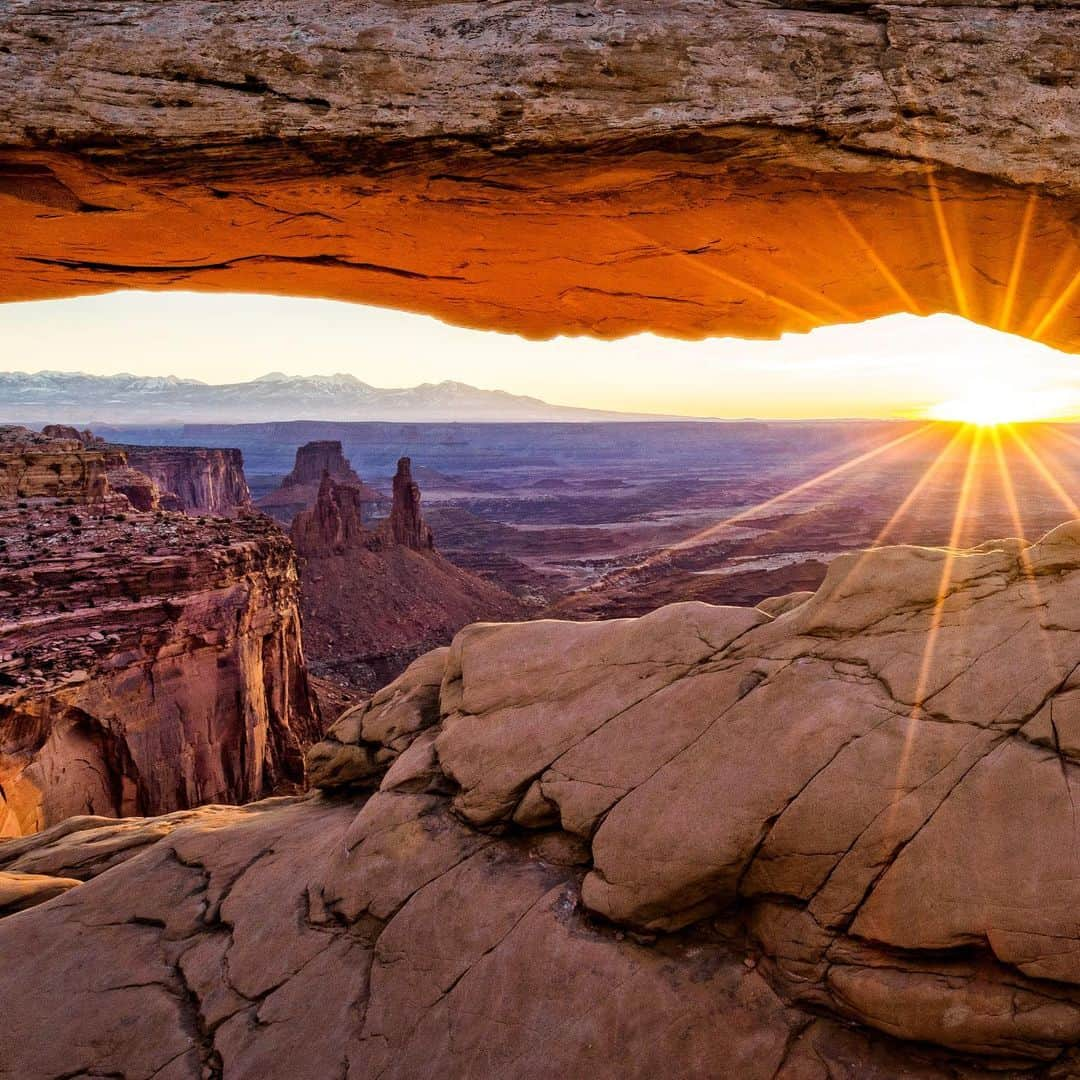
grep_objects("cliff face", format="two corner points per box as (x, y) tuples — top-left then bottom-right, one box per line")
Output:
(122, 446), (252, 516)
(0, 431), (317, 838)
(0, 426), (109, 504)
(0, 508), (317, 837)
(10, 523), (1080, 1074)
(0, 3), (1077, 348)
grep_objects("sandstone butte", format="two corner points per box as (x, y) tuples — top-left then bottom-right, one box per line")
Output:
(0, 2), (1077, 350)
(291, 458), (525, 692)
(258, 440), (383, 525)
(6, 523), (1080, 1074)
(0, 427), (319, 838)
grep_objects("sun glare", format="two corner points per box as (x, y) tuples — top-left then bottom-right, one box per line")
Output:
(925, 386), (1074, 427)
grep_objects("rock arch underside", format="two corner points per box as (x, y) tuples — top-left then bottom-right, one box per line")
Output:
(6, 3), (1080, 1079)
(1, 1), (1079, 347)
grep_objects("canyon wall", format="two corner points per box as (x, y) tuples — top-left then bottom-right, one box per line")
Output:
(0, 426), (109, 504)
(31, 425), (252, 516)
(0, 3), (1077, 348)
(0, 430), (317, 838)
(122, 446), (252, 516)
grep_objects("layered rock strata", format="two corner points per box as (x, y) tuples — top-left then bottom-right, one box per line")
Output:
(7, 524), (1080, 1073)
(122, 445), (253, 516)
(1, 3), (1078, 347)
(34, 425), (168, 510)
(291, 467), (522, 692)
(0, 425), (111, 504)
(258, 441), (381, 525)
(0, 431), (318, 836)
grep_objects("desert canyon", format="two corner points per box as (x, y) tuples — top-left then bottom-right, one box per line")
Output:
(2, 1), (1080, 1078)
(0, 425), (315, 839)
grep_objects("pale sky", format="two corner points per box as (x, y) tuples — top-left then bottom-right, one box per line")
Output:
(2, 290), (1079, 420)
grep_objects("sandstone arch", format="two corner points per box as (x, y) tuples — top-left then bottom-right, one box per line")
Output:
(1, 1), (1078, 349)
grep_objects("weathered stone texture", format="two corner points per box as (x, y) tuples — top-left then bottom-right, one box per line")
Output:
(0, 3), (1077, 346)
(6, 524), (1080, 1073)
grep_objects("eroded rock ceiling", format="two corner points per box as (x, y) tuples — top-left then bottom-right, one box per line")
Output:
(1, 1), (1078, 347)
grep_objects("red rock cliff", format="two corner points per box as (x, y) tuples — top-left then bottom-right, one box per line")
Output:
(0, 432), (317, 838)
(0, 426), (109, 504)
(122, 445), (253, 516)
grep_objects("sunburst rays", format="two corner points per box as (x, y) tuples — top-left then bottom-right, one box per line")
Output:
(924, 167), (973, 322)
(888, 425), (983, 812)
(998, 193), (1039, 333)
(1032, 268), (1080, 344)
(666, 424), (935, 554)
(870, 425), (969, 549)
(1005, 424), (1080, 518)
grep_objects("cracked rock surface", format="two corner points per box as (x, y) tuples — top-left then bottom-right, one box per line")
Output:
(1, 2), (1078, 347)
(7, 524), (1080, 1073)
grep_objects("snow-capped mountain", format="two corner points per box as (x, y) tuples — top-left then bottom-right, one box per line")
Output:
(0, 371), (676, 424)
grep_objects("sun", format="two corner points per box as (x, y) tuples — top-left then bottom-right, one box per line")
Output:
(925, 385), (1075, 427)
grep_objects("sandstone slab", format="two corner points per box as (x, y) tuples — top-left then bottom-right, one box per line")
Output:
(9, 527), (1080, 1072)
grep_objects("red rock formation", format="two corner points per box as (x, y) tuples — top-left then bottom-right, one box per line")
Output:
(0, 429), (318, 838)
(283, 441), (361, 489)
(0, 505), (318, 837)
(12, 426), (239, 516)
(291, 459), (522, 692)
(258, 440), (382, 524)
(290, 472), (368, 557)
(39, 425), (103, 448)
(103, 464), (161, 511)
(14, 524), (1080, 1073)
(0, 425), (110, 504)
(1, 5), (1079, 352)
(386, 456), (434, 551)
(122, 445), (252, 516)
(35, 426), (167, 512)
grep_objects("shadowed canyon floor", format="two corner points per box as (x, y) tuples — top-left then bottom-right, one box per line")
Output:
(7, 522), (1080, 1074)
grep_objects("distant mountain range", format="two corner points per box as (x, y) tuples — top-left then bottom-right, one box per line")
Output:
(0, 371), (684, 424)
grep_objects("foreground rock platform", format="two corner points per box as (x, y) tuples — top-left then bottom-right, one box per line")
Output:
(1, 2), (1078, 348)
(7, 523), (1080, 1075)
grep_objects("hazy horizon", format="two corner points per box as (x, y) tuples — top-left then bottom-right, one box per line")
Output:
(5, 291), (1080, 421)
